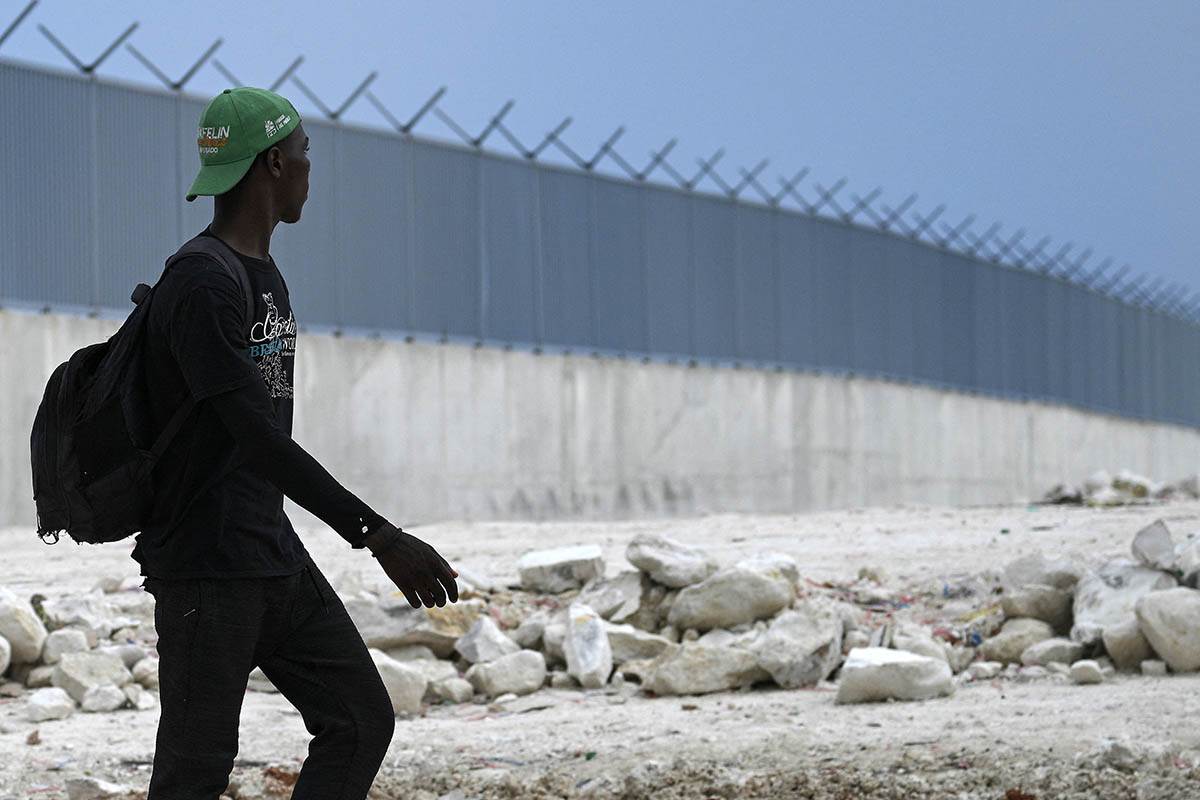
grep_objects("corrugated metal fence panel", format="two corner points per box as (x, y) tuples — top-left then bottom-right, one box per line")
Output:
(690, 195), (737, 360)
(95, 84), (182, 307)
(334, 126), (412, 332)
(642, 186), (691, 356)
(775, 212), (822, 369)
(3, 59), (1198, 429)
(0, 64), (92, 305)
(807, 217), (853, 371)
(734, 203), (778, 363)
(409, 140), (480, 338)
(537, 168), (594, 348)
(481, 155), (538, 343)
(592, 180), (647, 353)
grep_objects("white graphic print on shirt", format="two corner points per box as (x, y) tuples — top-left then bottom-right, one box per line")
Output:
(247, 291), (296, 398)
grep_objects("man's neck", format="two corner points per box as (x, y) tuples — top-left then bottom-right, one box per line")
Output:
(209, 202), (277, 261)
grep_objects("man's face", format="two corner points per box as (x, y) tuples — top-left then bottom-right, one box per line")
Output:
(276, 123), (311, 223)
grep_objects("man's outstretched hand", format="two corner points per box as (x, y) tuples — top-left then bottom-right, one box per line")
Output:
(363, 522), (459, 608)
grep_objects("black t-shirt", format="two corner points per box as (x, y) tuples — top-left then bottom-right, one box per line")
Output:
(131, 226), (388, 579)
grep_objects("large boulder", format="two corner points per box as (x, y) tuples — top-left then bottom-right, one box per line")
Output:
(978, 618), (1055, 664)
(1072, 559), (1177, 645)
(347, 597), (483, 657)
(575, 571), (646, 621)
(517, 545), (605, 593)
(80, 684), (127, 713)
(625, 533), (718, 588)
(454, 617), (520, 664)
(0, 635), (9, 677)
(1003, 553), (1084, 593)
(42, 628), (91, 666)
(0, 587), (49, 664)
(1135, 588), (1200, 672)
(1020, 637), (1084, 667)
(643, 643), (769, 696)
(735, 553), (800, 586)
(1132, 520), (1177, 572)
(1001, 584), (1073, 634)
(25, 686), (75, 722)
(465, 650), (546, 697)
(40, 591), (125, 645)
(667, 566), (794, 632)
(564, 604), (613, 689)
(1102, 617), (1154, 671)
(891, 624), (949, 664)
(835, 647), (954, 704)
(751, 602), (843, 689)
(368, 649), (428, 715)
(604, 622), (673, 664)
(51, 652), (132, 704)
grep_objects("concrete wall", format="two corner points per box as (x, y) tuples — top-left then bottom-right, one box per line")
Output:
(6, 308), (1199, 531)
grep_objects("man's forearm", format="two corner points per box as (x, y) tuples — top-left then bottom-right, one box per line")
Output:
(206, 383), (389, 548)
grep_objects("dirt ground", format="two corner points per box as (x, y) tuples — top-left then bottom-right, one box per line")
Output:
(3, 499), (1200, 799)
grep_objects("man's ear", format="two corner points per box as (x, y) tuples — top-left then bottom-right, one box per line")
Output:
(263, 145), (284, 178)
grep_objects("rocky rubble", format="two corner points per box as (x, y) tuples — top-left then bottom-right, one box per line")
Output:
(7, 513), (1200, 734)
(1042, 469), (1200, 507)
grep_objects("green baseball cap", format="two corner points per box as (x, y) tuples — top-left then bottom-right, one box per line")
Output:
(186, 87), (302, 202)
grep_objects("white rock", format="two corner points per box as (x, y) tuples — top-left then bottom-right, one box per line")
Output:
(382, 645), (437, 662)
(1021, 637), (1084, 667)
(643, 643), (769, 696)
(752, 602), (843, 689)
(549, 670), (576, 689)
(1101, 617), (1154, 671)
(1071, 559), (1177, 645)
(1141, 659), (1168, 676)
(346, 597), (483, 656)
(1132, 519), (1177, 572)
(454, 617), (520, 664)
(978, 618), (1055, 664)
(1070, 659), (1105, 685)
(667, 566), (794, 631)
(542, 622), (566, 665)
(26, 686), (76, 721)
(95, 642), (147, 670)
(431, 676), (474, 703)
(0, 587), (49, 663)
(51, 652), (133, 703)
(625, 533), (718, 588)
(511, 613), (547, 649)
(81, 683), (127, 712)
(368, 650), (428, 714)
(1175, 534), (1200, 587)
(131, 657), (159, 689)
(576, 571), (645, 621)
(1001, 584), (1073, 633)
(1135, 587), (1200, 672)
(1003, 553), (1084, 592)
(835, 647), (954, 704)
(42, 629), (91, 664)
(247, 666), (278, 693)
(734, 552), (800, 587)
(604, 622), (673, 664)
(24, 664), (55, 688)
(967, 661), (1003, 680)
(1083, 470), (1112, 493)
(133, 688), (158, 711)
(517, 545), (605, 593)
(64, 776), (132, 799)
(465, 650), (547, 697)
(40, 591), (119, 644)
(1113, 469), (1156, 498)
(1016, 665), (1050, 682)
(0, 634), (9, 676)
(564, 604), (613, 689)
(697, 627), (760, 650)
(892, 625), (948, 664)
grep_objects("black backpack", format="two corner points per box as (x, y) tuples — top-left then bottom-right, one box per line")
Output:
(30, 232), (255, 546)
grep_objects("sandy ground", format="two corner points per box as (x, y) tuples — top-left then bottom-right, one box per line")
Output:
(3, 499), (1200, 799)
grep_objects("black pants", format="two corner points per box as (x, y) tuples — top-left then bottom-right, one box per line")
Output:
(141, 551), (396, 799)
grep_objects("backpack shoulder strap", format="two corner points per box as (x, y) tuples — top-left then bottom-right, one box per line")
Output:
(165, 233), (256, 333)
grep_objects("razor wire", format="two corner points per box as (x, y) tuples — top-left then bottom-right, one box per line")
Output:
(2, 0), (1197, 325)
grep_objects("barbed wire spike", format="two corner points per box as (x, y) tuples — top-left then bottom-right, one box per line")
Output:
(39, 21), (137, 74)
(0, 0), (37, 52)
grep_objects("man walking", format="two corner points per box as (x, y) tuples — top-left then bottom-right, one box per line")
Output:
(134, 86), (458, 798)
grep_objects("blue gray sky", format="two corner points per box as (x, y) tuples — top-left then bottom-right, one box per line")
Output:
(4, 1), (1196, 295)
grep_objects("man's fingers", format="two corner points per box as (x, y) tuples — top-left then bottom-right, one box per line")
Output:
(416, 586), (436, 608)
(400, 586), (421, 609)
(439, 573), (459, 603)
